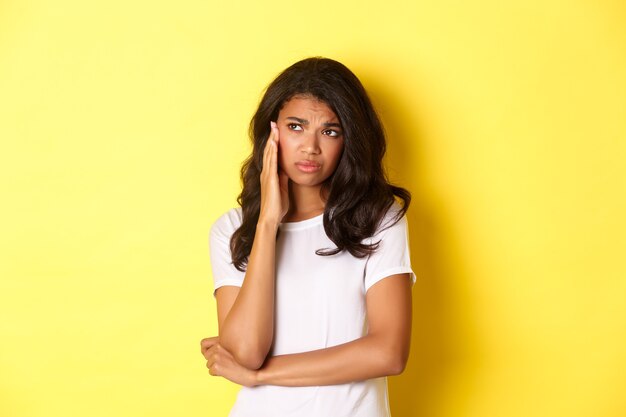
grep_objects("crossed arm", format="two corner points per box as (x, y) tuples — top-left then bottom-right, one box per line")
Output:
(201, 272), (412, 387)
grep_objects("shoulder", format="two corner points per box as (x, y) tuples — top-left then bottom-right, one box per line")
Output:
(374, 201), (407, 236)
(360, 201), (408, 245)
(209, 207), (243, 240)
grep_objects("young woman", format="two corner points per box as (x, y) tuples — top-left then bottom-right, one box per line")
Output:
(201, 57), (416, 417)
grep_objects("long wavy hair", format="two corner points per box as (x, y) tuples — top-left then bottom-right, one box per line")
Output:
(230, 57), (411, 272)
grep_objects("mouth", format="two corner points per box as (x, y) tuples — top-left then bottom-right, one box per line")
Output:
(295, 161), (321, 173)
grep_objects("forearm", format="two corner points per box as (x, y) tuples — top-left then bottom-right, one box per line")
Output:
(207, 275), (412, 388)
(219, 220), (278, 368)
(254, 333), (407, 387)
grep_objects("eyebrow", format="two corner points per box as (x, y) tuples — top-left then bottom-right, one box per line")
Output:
(286, 117), (342, 128)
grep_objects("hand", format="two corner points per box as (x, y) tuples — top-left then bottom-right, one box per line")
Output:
(258, 121), (290, 227)
(200, 336), (259, 387)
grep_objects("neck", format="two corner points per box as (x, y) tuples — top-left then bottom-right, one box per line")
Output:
(284, 182), (328, 221)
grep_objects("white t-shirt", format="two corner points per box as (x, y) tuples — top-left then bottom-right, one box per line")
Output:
(209, 203), (416, 417)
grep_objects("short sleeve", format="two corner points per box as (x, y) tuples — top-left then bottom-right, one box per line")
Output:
(209, 208), (246, 296)
(363, 207), (416, 292)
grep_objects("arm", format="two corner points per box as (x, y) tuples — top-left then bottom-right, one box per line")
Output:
(213, 122), (288, 370)
(215, 220), (278, 369)
(256, 273), (412, 386)
(204, 273), (412, 386)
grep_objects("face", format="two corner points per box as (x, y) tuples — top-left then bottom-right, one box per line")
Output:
(275, 96), (345, 190)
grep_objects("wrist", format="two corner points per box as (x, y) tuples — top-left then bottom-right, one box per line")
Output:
(256, 219), (279, 233)
(248, 368), (263, 387)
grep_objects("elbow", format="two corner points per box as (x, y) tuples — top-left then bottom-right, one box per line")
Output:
(387, 355), (408, 376)
(230, 345), (268, 370)
(219, 332), (270, 370)
(382, 347), (409, 376)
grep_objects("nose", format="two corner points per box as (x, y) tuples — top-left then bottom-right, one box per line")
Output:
(300, 131), (321, 155)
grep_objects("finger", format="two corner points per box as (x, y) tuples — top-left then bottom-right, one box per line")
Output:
(200, 336), (218, 350)
(270, 136), (277, 174)
(267, 139), (276, 172)
(262, 122), (275, 171)
(206, 354), (216, 369)
(206, 354), (221, 376)
(272, 121), (280, 144)
(207, 362), (219, 376)
(208, 363), (220, 376)
(263, 129), (272, 156)
(202, 344), (218, 360)
(200, 336), (219, 354)
(269, 124), (279, 172)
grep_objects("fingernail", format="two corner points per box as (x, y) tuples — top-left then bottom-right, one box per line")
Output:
(270, 121), (277, 129)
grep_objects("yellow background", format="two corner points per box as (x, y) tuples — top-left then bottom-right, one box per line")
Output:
(1, 0), (625, 416)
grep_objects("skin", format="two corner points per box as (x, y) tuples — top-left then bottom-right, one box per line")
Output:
(275, 95), (345, 221)
(200, 96), (412, 387)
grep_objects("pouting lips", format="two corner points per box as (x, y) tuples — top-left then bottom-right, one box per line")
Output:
(295, 161), (321, 173)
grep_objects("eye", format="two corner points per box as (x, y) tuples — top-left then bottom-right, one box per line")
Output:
(287, 123), (303, 131)
(323, 129), (341, 137)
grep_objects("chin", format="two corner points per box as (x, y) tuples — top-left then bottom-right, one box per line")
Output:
(290, 176), (327, 187)
(292, 179), (322, 187)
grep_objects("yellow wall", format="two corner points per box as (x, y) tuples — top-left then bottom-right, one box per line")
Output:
(1, 0), (624, 416)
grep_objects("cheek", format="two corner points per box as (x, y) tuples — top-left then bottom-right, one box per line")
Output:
(277, 134), (296, 157)
(328, 144), (344, 165)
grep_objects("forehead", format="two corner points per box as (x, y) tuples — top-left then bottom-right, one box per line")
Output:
(278, 96), (339, 121)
